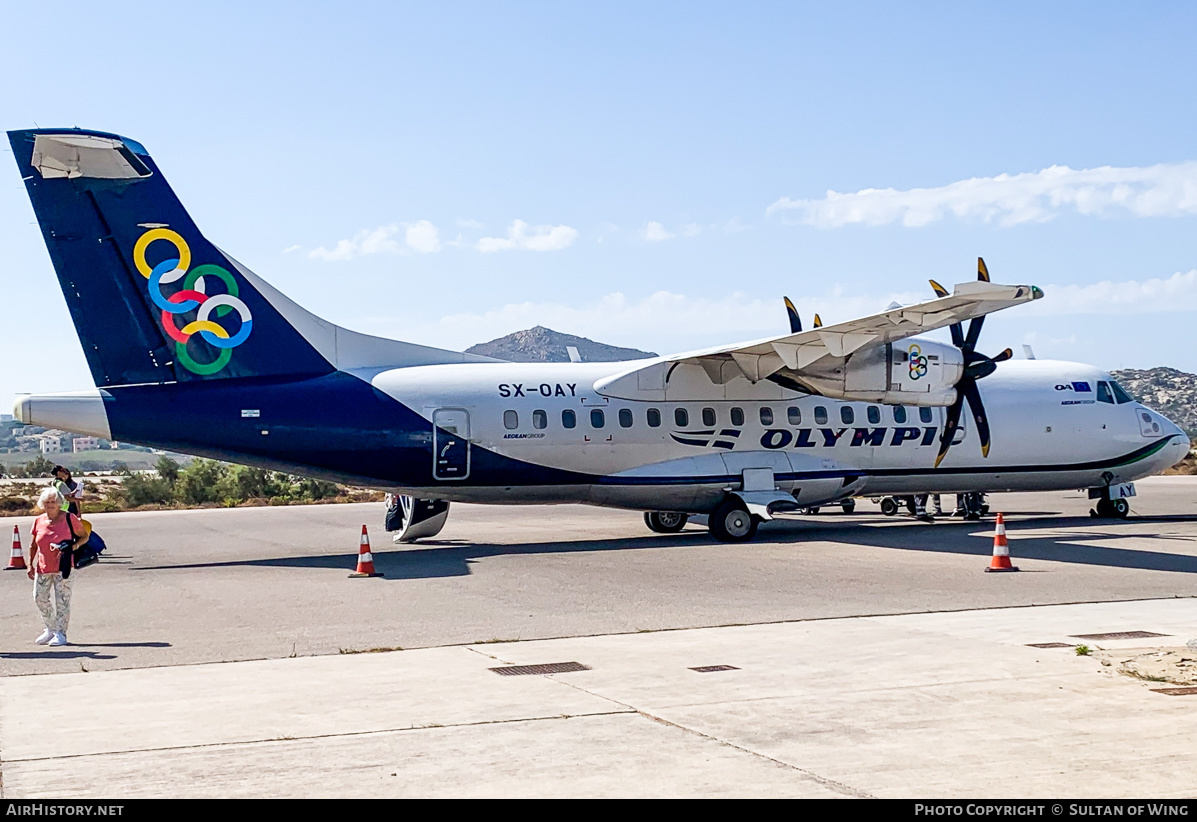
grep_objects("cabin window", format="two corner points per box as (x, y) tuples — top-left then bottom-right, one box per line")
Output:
(841, 406), (854, 425)
(532, 410), (547, 429)
(591, 409), (605, 428)
(814, 406), (828, 425)
(503, 410), (518, 430)
(1097, 382), (1115, 404)
(730, 407), (744, 426)
(919, 407), (934, 424)
(702, 407), (716, 427)
(788, 406), (801, 425)
(760, 407), (774, 426)
(562, 409), (576, 429)
(675, 408), (689, 427)
(867, 406), (881, 425)
(619, 408), (633, 428)
(893, 406), (907, 424)
(647, 408), (661, 427)
(1111, 381), (1135, 404)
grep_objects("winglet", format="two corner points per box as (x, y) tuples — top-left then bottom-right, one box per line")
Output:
(813, 313), (823, 328)
(783, 297), (801, 334)
(978, 257), (990, 282)
(928, 279), (949, 298)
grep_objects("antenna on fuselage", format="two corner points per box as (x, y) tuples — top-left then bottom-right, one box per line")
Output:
(1023, 345), (1036, 360)
(566, 346), (582, 363)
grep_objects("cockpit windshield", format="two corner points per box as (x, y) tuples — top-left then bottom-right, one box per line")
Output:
(1110, 381), (1135, 404)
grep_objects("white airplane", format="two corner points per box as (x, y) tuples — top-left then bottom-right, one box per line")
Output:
(8, 129), (1190, 542)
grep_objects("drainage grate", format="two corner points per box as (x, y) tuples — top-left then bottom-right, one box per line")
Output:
(1026, 642), (1075, 649)
(1151, 687), (1197, 696)
(490, 662), (590, 676)
(690, 665), (740, 673)
(1069, 631), (1170, 641)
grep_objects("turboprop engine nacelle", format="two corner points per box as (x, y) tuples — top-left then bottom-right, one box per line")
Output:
(797, 339), (963, 407)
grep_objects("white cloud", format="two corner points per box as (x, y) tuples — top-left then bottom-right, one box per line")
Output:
(1026, 270), (1197, 315)
(767, 162), (1197, 228)
(643, 221), (674, 242)
(405, 220), (441, 254)
(283, 244), (303, 254)
(476, 220), (579, 252)
(308, 222), (443, 260)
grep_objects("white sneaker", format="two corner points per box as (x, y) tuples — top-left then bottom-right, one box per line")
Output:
(48, 632), (67, 646)
(35, 629), (53, 645)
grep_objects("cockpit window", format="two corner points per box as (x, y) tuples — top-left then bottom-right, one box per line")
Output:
(1111, 381), (1135, 404)
(1096, 382), (1114, 404)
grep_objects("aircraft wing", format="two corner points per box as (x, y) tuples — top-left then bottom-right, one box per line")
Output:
(595, 280), (1042, 397)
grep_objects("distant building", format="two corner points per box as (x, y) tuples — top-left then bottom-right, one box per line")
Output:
(38, 435), (63, 454)
(73, 437), (101, 452)
(0, 414), (12, 422)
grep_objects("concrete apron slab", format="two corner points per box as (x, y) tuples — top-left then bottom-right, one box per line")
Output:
(2, 598), (1196, 798)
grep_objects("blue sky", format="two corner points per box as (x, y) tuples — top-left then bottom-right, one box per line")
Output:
(4, 2), (1197, 404)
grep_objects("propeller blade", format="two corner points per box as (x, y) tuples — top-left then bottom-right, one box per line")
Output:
(784, 297), (801, 334)
(964, 314), (985, 350)
(992, 347), (1014, 363)
(813, 313), (823, 328)
(978, 257), (990, 282)
(928, 279), (949, 298)
(961, 378), (992, 458)
(934, 389), (967, 469)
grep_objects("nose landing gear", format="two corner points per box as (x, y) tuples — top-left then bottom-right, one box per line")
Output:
(1093, 498), (1130, 519)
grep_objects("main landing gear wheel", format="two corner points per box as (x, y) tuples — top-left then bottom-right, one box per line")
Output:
(645, 511), (689, 533)
(880, 498), (899, 517)
(840, 499), (856, 514)
(709, 499), (759, 543)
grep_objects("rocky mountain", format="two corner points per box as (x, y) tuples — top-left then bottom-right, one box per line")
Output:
(467, 326), (656, 363)
(1111, 367), (1197, 439)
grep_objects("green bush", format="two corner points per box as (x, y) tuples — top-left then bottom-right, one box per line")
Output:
(297, 477), (340, 500)
(119, 472), (175, 507)
(174, 459), (228, 505)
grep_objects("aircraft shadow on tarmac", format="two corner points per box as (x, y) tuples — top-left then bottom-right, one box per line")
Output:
(127, 513), (1197, 580)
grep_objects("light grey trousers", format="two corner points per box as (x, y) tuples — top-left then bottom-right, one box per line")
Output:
(34, 572), (72, 633)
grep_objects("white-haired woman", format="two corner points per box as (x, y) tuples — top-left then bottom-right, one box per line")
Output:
(27, 487), (88, 646)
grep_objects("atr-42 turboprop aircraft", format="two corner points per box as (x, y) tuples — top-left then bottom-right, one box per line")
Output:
(9, 129), (1190, 542)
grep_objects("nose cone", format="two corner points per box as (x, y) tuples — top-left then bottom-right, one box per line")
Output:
(1161, 416), (1191, 468)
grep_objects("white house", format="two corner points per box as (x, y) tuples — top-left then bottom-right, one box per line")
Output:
(73, 437), (101, 452)
(38, 435), (63, 454)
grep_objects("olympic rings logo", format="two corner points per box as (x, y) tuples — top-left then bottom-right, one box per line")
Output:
(908, 344), (929, 381)
(133, 228), (253, 375)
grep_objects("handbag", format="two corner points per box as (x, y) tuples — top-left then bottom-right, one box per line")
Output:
(69, 515), (102, 570)
(57, 513), (85, 577)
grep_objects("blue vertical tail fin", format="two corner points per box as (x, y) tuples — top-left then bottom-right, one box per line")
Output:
(9, 128), (490, 389)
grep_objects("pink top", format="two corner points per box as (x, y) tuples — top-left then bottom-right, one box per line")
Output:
(30, 512), (82, 575)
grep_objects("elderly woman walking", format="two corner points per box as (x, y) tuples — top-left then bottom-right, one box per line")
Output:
(27, 487), (88, 647)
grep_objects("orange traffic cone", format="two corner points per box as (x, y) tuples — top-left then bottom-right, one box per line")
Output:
(985, 513), (1019, 573)
(349, 525), (383, 578)
(5, 525), (26, 571)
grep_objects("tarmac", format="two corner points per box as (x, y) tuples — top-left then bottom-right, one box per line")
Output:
(2, 477), (1196, 797)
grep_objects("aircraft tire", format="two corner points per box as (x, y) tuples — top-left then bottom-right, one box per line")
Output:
(709, 499), (758, 542)
(645, 511), (689, 533)
(1095, 498), (1115, 518)
(880, 498), (899, 516)
(840, 499), (856, 514)
(1112, 499), (1130, 519)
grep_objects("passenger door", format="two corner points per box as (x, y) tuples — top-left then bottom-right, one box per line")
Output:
(432, 408), (470, 481)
